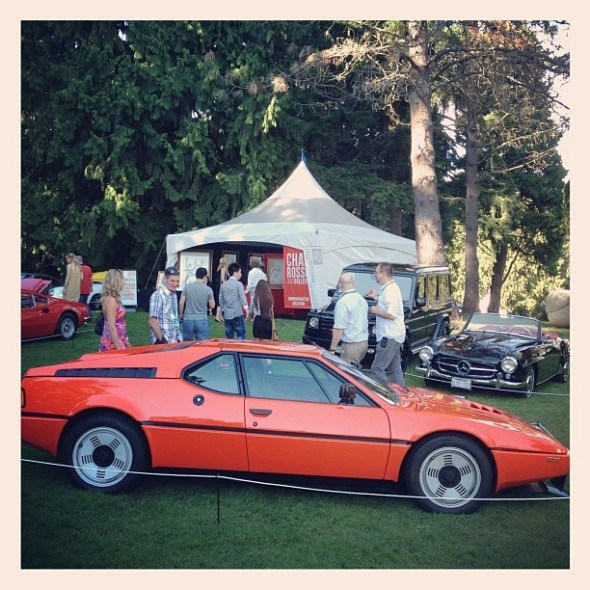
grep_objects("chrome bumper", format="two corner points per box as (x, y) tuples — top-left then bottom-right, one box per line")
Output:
(415, 364), (527, 391)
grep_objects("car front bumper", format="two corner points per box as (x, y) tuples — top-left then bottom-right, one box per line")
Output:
(415, 364), (528, 391)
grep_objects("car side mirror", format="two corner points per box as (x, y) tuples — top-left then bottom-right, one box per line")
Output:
(415, 297), (426, 308)
(328, 289), (335, 297)
(339, 383), (357, 404)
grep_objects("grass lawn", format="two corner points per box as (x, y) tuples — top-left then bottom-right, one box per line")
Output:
(20, 311), (570, 569)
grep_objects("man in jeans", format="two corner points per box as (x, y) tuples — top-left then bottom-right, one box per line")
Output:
(148, 266), (182, 344)
(219, 262), (248, 339)
(367, 262), (406, 387)
(179, 267), (215, 341)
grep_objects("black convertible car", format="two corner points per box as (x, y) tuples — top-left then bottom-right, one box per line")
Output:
(415, 312), (570, 397)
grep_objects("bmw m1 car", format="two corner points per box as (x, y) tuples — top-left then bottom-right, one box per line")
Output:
(21, 339), (569, 514)
(416, 312), (570, 397)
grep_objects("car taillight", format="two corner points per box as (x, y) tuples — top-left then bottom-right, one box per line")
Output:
(21, 387), (26, 408)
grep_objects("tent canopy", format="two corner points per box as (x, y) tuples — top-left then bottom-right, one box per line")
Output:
(166, 161), (416, 300)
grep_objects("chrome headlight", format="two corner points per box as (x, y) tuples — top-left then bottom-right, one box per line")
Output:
(419, 347), (434, 362)
(501, 356), (518, 373)
(370, 325), (377, 336)
(308, 317), (319, 329)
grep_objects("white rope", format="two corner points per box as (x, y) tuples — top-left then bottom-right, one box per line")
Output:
(21, 458), (569, 503)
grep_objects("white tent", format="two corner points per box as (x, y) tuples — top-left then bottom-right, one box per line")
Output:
(166, 161), (416, 306)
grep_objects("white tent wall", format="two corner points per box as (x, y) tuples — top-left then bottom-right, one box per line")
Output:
(165, 161), (417, 307)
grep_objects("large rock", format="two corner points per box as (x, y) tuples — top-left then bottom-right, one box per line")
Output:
(545, 289), (570, 328)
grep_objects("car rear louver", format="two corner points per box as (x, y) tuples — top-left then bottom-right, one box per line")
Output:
(54, 368), (156, 378)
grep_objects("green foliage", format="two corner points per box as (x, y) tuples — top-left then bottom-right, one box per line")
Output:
(446, 220), (569, 318)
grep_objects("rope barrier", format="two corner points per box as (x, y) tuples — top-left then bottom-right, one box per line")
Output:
(21, 457), (569, 504)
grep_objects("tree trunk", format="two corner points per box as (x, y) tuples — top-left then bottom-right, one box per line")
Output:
(407, 20), (446, 266)
(462, 100), (481, 313)
(488, 242), (508, 313)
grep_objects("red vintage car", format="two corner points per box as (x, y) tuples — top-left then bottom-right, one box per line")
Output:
(21, 279), (91, 341)
(21, 340), (569, 514)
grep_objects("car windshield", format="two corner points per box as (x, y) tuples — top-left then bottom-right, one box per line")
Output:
(334, 273), (413, 304)
(465, 312), (540, 339)
(322, 350), (398, 405)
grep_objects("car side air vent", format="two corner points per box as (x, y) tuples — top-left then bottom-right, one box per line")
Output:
(54, 368), (157, 378)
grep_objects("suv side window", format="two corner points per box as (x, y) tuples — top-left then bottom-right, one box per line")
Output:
(427, 275), (438, 303)
(438, 274), (450, 300)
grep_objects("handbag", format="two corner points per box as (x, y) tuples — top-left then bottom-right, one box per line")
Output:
(94, 312), (105, 335)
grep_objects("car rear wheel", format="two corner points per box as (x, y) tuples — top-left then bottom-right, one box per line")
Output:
(57, 313), (77, 340)
(405, 435), (493, 514)
(60, 414), (149, 493)
(554, 357), (570, 383)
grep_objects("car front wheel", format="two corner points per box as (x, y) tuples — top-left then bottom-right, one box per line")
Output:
(60, 414), (149, 493)
(519, 368), (535, 398)
(405, 435), (493, 514)
(57, 313), (77, 340)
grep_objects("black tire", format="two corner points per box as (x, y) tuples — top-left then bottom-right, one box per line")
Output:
(400, 337), (411, 372)
(554, 356), (570, 383)
(423, 377), (438, 389)
(57, 313), (77, 341)
(518, 367), (535, 398)
(405, 434), (493, 514)
(89, 294), (101, 311)
(60, 414), (149, 493)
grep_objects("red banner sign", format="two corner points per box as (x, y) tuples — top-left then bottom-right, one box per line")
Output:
(283, 246), (311, 309)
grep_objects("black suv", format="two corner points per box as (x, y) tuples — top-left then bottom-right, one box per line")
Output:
(302, 263), (454, 368)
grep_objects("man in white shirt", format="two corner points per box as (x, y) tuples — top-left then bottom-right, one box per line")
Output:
(246, 259), (267, 299)
(329, 272), (369, 366)
(367, 262), (406, 387)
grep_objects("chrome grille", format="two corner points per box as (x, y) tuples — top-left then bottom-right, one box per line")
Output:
(435, 356), (497, 379)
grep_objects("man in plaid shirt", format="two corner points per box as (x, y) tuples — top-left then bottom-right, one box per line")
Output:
(149, 267), (183, 344)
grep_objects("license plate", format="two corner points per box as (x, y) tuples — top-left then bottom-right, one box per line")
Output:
(451, 377), (472, 390)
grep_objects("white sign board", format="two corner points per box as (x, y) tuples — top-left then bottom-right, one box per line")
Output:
(121, 270), (138, 307)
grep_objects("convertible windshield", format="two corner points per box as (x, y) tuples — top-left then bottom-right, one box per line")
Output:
(322, 350), (398, 405)
(465, 312), (540, 339)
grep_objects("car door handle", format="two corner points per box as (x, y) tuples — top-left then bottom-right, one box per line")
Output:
(250, 408), (272, 416)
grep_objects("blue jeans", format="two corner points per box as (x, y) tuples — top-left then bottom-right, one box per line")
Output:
(183, 319), (210, 341)
(225, 316), (245, 339)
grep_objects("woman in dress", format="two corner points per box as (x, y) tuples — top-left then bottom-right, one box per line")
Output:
(98, 269), (131, 351)
(63, 252), (82, 302)
(249, 280), (278, 340)
(215, 256), (229, 322)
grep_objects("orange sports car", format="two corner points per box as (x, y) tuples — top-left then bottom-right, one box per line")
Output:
(21, 340), (569, 514)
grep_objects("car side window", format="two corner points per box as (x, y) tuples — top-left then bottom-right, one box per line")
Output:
(427, 275), (438, 303)
(438, 274), (450, 300)
(34, 294), (47, 305)
(306, 362), (373, 407)
(183, 353), (240, 395)
(21, 294), (34, 309)
(243, 356), (333, 404)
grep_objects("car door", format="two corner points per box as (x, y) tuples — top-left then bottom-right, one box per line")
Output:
(21, 292), (55, 339)
(146, 352), (249, 471)
(533, 337), (562, 383)
(241, 354), (391, 480)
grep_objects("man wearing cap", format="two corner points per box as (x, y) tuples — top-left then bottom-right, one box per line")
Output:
(149, 266), (182, 344)
(328, 272), (369, 366)
(179, 267), (215, 341)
